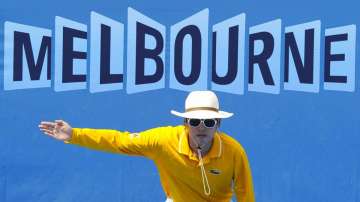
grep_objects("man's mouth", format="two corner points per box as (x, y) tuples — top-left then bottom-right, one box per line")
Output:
(196, 134), (207, 138)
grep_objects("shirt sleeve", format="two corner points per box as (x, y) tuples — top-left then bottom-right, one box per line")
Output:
(233, 148), (255, 202)
(64, 126), (171, 158)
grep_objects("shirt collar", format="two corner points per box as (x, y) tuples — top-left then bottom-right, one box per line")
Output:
(178, 128), (223, 162)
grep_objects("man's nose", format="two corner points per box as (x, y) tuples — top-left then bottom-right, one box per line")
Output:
(198, 122), (206, 130)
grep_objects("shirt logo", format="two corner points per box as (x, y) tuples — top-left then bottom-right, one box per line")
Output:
(209, 169), (221, 175)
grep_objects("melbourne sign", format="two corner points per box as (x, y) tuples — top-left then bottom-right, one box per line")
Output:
(3, 8), (357, 94)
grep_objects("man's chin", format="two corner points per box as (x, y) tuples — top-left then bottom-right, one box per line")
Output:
(196, 139), (209, 148)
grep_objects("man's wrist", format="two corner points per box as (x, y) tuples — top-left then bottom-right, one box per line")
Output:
(64, 128), (75, 143)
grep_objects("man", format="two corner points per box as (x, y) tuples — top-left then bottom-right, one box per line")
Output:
(39, 91), (255, 202)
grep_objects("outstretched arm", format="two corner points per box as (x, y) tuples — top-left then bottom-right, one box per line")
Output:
(39, 120), (170, 158)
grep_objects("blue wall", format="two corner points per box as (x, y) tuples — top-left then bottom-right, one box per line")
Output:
(1, 0), (359, 201)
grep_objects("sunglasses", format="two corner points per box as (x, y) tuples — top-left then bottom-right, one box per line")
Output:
(187, 118), (217, 128)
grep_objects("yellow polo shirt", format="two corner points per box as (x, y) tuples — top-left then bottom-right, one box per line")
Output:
(66, 125), (255, 202)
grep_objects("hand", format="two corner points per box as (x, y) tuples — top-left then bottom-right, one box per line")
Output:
(39, 120), (73, 141)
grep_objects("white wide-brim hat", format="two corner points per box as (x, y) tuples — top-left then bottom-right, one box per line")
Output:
(171, 91), (233, 119)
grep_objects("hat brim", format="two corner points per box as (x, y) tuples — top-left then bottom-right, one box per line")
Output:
(170, 110), (233, 119)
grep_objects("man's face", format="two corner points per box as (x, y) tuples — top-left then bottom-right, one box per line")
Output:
(186, 118), (220, 149)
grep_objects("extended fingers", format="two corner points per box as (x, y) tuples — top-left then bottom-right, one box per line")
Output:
(39, 121), (56, 135)
(39, 121), (56, 128)
(39, 120), (65, 129)
(39, 127), (55, 137)
(40, 127), (53, 134)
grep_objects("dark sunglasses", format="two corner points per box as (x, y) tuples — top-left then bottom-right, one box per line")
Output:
(187, 118), (217, 128)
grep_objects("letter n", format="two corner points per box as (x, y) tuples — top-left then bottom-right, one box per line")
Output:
(284, 20), (321, 93)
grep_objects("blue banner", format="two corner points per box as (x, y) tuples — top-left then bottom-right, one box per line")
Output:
(0, 0), (359, 201)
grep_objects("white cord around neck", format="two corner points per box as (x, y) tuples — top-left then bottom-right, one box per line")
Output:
(197, 149), (211, 196)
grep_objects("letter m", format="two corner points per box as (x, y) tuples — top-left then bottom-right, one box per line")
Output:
(4, 22), (51, 90)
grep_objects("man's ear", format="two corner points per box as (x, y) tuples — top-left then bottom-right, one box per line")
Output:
(217, 119), (221, 128)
